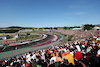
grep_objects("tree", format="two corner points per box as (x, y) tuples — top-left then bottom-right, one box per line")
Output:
(83, 24), (94, 30)
(74, 26), (77, 28)
(54, 27), (58, 30)
(64, 26), (67, 29)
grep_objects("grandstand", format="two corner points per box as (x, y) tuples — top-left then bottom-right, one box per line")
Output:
(0, 29), (100, 67)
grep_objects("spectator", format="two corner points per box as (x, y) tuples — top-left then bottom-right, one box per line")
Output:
(74, 49), (82, 61)
(0, 33), (100, 67)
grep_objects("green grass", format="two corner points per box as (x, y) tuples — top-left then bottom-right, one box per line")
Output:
(10, 36), (13, 38)
(30, 31), (38, 33)
(52, 31), (62, 35)
(63, 35), (67, 39)
(67, 35), (74, 41)
(16, 35), (40, 40)
(30, 35), (39, 37)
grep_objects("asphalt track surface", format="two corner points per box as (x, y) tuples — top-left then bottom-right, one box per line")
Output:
(0, 34), (61, 59)
(0, 34), (53, 53)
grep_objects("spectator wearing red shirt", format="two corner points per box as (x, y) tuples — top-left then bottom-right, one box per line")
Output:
(75, 49), (82, 61)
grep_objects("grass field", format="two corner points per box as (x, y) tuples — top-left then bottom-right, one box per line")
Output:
(67, 35), (74, 41)
(16, 34), (40, 40)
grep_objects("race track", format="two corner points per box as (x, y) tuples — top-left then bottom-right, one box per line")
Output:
(0, 34), (53, 53)
(0, 34), (61, 60)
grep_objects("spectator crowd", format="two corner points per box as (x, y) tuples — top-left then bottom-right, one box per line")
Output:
(55, 30), (99, 40)
(0, 30), (100, 67)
